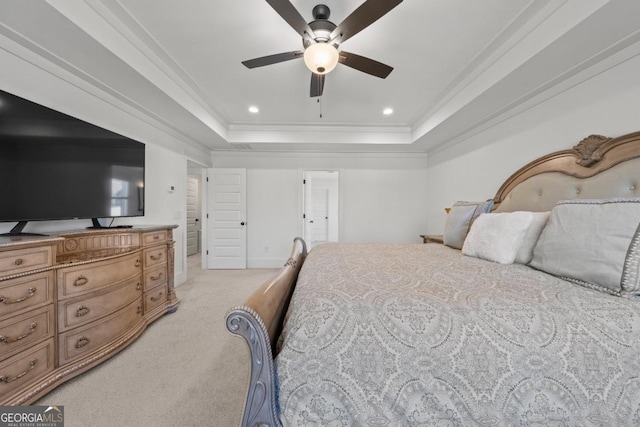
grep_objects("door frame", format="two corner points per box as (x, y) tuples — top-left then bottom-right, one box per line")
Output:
(299, 169), (343, 244)
(186, 160), (207, 270)
(185, 173), (202, 258)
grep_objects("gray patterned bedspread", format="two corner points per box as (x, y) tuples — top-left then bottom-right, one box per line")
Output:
(275, 243), (640, 426)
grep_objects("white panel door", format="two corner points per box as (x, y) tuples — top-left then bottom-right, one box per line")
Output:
(207, 168), (247, 269)
(186, 177), (199, 256)
(311, 188), (329, 242)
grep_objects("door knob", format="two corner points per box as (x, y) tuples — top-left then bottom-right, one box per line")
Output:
(240, 222), (245, 226)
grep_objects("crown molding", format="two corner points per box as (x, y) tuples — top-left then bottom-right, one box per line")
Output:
(411, 0), (640, 152)
(0, 25), (212, 164)
(45, 0), (229, 140)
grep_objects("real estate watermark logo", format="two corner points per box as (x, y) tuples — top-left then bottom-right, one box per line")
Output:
(0, 406), (64, 427)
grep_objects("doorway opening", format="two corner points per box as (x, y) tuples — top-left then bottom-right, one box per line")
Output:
(303, 170), (339, 248)
(187, 162), (203, 269)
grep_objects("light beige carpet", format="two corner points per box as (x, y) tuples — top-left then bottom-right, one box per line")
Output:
(35, 257), (278, 427)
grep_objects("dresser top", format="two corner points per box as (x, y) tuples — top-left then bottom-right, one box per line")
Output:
(0, 225), (177, 250)
(0, 234), (64, 249)
(55, 224), (178, 238)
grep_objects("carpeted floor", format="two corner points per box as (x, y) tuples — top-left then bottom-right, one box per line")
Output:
(35, 256), (278, 427)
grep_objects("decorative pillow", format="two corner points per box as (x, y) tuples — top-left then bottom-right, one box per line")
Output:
(529, 198), (640, 295)
(462, 212), (533, 264)
(514, 211), (550, 264)
(443, 200), (493, 249)
(622, 221), (640, 294)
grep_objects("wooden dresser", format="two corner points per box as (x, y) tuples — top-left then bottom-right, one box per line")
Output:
(0, 225), (179, 404)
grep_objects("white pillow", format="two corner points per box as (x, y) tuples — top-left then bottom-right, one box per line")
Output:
(462, 212), (533, 264)
(515, 212), (550, 264)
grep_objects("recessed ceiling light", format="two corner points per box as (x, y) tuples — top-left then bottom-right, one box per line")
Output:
(248, 106), (259, 113)
(383, 108), (393, 115)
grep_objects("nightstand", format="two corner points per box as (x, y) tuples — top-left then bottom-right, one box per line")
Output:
(420, 234), (444, 244)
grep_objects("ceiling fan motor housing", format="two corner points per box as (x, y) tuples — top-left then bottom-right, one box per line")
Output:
(312, 4), (331, 20)
(304, 5), (337, 48)
(305, 20), (337, 47)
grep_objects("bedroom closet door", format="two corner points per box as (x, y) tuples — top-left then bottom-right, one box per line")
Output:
(206, 168), (247, 269)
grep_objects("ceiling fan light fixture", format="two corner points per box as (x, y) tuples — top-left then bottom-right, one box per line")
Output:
(303, 42), (339, 75)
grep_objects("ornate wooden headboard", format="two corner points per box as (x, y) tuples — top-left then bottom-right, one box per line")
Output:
(493, 130), (640, 212)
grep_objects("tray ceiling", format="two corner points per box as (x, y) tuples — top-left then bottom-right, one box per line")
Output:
(1, 0), (639, 153)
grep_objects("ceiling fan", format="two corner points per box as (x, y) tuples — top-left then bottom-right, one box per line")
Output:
(242, 0), (403, 97)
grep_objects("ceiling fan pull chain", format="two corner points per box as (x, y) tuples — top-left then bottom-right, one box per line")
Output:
(318, 98), (323, 119)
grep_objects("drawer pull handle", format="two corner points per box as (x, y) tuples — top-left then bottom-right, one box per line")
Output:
(0, 359), (37, 383)
(137, 306), (142, 314)
(0, 322), (38, 344)
(74, 276), (88, 287)
(150, 254), (163, 261)
(75, 306), (90, 317)
(136, 282), (142, 291)
(75, 336), (90, 349)
(153, 235), (160, 240)
(0, 287), (36, 305)
(150, 291), (164, 302)
(14, 258), (23, 266)
(135, 259), (141, 267)
(150, 273), (163, 281)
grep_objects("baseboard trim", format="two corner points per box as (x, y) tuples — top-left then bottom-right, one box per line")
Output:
(174, 271), (187, 286)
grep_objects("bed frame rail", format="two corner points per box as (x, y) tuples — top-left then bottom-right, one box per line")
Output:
(225, 237), (307, 427)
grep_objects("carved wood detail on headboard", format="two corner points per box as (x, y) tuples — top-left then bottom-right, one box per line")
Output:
(493, 130), (640, 208)
(573, 134), (612, 167)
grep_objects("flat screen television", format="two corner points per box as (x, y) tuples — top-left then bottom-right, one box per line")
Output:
(0, 89), (145, 235)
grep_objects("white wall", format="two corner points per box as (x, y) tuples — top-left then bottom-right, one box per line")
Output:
(426, 53), (640, 234)
(341, 169), (428, 243)
(246, 169), (299, 267)
(211, 153), (429, 267)
(127, 145), (187, 285)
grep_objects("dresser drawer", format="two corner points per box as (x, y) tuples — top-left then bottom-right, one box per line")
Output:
(144, 284), (168, 313)
(0, 271), (55, 319)
(143, 247), (167, 269)
(0, 246), (54, 278)
(0, 338), (55, 398)
(142, 230), (168, 246)
(57, 252), (142, 299)
(143, 264), (167, 291)
(58, 278), (143, 332)
(58, 299), (143, 365)
(0, 306), (53, 360)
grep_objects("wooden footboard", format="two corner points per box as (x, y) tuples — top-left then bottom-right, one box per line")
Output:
(225, 237), (307, 427)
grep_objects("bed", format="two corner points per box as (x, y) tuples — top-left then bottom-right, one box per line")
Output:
(226, 130), (640, 426)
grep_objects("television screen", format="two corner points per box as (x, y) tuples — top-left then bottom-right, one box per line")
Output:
(0, 89), (145, 229)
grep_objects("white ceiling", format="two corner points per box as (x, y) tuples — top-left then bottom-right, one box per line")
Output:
(1, 0), (639, 154)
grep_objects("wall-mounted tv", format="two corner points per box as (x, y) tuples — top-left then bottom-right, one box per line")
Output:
(0, 89), (145, 235)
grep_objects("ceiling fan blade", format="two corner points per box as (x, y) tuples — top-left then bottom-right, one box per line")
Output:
(331, 0), (403, 45)
(242, 51), (304, 69)
(338, 51), (393, 78)
(310, 73), (325, 97)
(266, 0), (316, 42)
